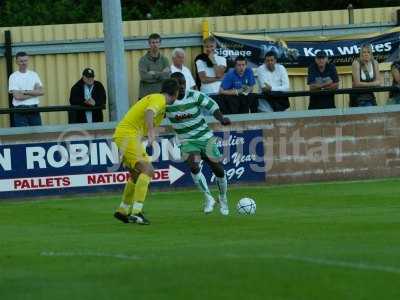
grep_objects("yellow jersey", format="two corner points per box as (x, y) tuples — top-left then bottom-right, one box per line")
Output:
(114, 93), (166, 137)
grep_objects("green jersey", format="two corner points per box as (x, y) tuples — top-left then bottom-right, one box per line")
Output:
(166, 90), (219, 142)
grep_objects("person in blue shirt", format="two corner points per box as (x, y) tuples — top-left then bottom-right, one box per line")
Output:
(219, 56), (258, 114)
(307, 51), (339, 109)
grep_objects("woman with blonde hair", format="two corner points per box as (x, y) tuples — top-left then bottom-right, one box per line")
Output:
(351, 44), (381, 107)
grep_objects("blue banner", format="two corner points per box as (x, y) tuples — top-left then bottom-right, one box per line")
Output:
(0, 129), (265, 198)
(212, 28), (400, 68)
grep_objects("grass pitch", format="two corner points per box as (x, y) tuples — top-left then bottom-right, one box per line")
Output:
(1, 179), (400, 300)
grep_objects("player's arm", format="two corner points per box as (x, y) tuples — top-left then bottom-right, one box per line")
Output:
(145, 109), (156, 144)
(198, 93), (230, 125)
(213, 109), (231, 126)
(146, 96), (166, 143)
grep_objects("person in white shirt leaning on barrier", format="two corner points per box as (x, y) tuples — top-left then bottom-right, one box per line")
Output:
(256, 51), (290, 112)
(166, 72), (231, 215)
(8, 51), (44, 127)
(170, 48), (196, 92)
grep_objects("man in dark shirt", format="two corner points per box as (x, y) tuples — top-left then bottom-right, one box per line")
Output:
(307, 51), (339, 109)
(68, 68), (106, 123)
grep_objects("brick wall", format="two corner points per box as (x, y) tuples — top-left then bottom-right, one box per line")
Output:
(208, 110), (400, 184)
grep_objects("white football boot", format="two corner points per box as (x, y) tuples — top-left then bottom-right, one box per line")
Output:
(219, 196), (229, 216)
(204, 194), (216, 214)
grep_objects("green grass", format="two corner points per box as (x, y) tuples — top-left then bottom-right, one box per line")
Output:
(1, 179), (400, 300)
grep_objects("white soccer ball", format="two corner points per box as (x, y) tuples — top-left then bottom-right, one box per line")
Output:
(237, 197), (256, 215)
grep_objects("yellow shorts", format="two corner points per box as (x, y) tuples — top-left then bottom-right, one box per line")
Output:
(113, 134), (150, 170)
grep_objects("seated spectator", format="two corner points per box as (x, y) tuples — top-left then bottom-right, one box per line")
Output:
(307, 51), (339, 109)
(139, 33), (170, 98)
(8, 51), (44, 127)
(68, 68), (106, 123)
(219, 56), (258, 114)
(257, 51), (290, 112)
(170, 48), (196, 92)
(195, 36), (226, 96)
(351, 44), (381, 107)
(387, 60), (400, 104)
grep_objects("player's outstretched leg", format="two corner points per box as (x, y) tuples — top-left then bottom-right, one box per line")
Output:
(127, 161), (153, 225)
(215, 172), (228, 215)
(206, 158), (229, 215)
(187, 153), (215, 213)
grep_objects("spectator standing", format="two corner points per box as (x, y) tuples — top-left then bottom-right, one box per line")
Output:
(387, 60), (400, 104)
(219, 56), (258, 114)
(170, 48), (196, 92)
(307, 51), (339, 110)
(351, 44), (381, 107)
(139, 33), (170, 98)
(257, 51), (290, 112)
(8, 52), (44, 126)
(195, 36), (226, 96)
(68, 68), (106, 123)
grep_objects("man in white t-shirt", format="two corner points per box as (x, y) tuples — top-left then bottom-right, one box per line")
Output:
(257, 51), (290, 112)
(170, 48), (196, 92)
(8, 52), (44, 126)
(195, 36), (227, 95)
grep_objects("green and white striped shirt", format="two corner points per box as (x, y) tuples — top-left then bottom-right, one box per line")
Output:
(166, 90), (219, 142)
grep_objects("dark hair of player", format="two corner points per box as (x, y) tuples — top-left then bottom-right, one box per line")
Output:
(161, 79), (179, 96)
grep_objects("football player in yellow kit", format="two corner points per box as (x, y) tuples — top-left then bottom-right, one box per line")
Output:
(113, 79), (179, 225)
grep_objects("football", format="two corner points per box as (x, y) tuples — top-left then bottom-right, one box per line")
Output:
(237, 197), (256, 215)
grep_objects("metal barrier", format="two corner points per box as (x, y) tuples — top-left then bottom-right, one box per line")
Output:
(266, 86), (398, 97)
(1, 86), (399, 116)
(0, 105), (106, 127)
(0, 105), (105, 115)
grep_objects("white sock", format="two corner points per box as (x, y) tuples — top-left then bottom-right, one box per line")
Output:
(119, 201), (130, 214)
(119, 201), (130, 209)
(191, 172), (212, 199)
(132, 202), (143, 213)
(216, 173), (227, 199)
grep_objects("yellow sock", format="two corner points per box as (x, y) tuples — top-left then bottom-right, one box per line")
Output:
(132, 173), (151, 214)
(116, 181), (135, 215)
(122, 181), (135, 206)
